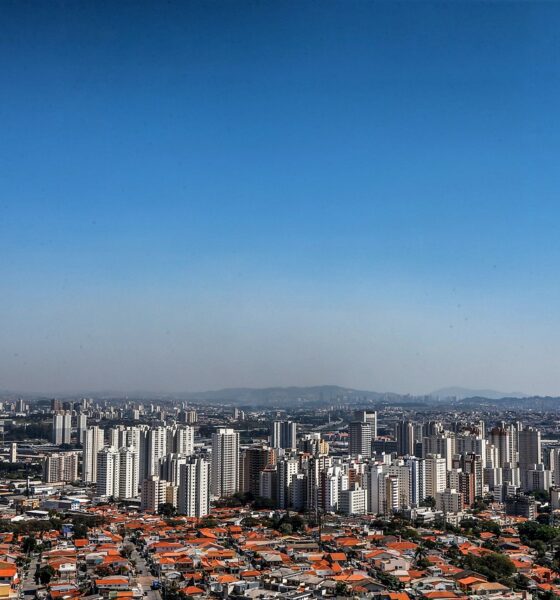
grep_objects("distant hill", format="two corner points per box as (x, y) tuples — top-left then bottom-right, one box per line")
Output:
(182, 385), (398, 407)
(0, 384), (534, 407)
(430, 386), (527, 400)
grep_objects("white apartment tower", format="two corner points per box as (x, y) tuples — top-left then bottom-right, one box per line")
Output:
(118, 446), (139, 498)
(96, 447), (120, 497)
(211, 428), (240, 498)
(141, 427), (168, 480)
(178, 456), (210, 517)
(83, 426), (105, 483)
(424, 454), (447, 499)
(160, 453), (188, 487)
(141, 475), (167, 512)
(423, 433), (455, 470)
(277, 457), (300, 509)
(77, 414), (88, 444)
(52, 412), (72, 445)
(518, 427), (542, 472)
(270, 421), (297, 450)
(356, 410), (378, 439)
(167, 425), (194, 456)
(43, 452), (79, 483)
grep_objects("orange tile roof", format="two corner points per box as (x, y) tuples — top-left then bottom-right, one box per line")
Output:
(183, 586), (204, 595)
(387, 541), (418, 551)
(329, 552), (347, 561)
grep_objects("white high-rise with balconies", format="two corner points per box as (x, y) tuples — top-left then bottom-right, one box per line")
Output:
(44, 452), (79, 483)
(424, 454), (446, 499)
(118, 446), (139, 498)
(141, 475), (167, 512)
(167, 425), (194, 456)
(211, 428), (239, 498)
(518, 427), (542, 472)
(77, 414), (88, 444)
(178, 456), (210, 517)
(140, 426), (168, 480)
(83, 426), (105, 483)
(96, 447), (120, 497)
(52, 412), (72, 445)
(270, 421), (297, 450)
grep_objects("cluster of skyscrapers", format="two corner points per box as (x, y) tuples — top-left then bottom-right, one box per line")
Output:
(44, 405), (560, 521)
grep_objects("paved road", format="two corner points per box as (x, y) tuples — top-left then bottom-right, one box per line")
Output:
(20, 554), (40, 598)
(126, 539), (161, 600)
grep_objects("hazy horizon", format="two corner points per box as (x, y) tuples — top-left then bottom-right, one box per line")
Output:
(2, 2), (560, 396)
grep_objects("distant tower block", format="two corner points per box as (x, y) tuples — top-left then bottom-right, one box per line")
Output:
(9, 443), (17, 463)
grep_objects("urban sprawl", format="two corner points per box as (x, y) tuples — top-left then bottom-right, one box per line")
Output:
(0, 395), (559, 599)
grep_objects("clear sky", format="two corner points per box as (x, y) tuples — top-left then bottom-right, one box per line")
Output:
(2, 1), (560, 395)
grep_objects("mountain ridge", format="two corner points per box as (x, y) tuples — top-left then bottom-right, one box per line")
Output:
(429, 386), (527, 400)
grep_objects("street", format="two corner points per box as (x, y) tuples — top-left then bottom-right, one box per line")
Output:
(127, 539), (161, 600)
(20, 554), (40, 598)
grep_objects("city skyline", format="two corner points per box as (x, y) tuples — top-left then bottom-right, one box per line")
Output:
(3, 2), (560, 395)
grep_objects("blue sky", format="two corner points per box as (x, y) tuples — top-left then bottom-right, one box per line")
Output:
(2, 1), (560, 394)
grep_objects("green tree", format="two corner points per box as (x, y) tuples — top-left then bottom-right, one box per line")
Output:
(463, 552), (516, 584)
(158, 503), (176, 518)
(519, 521), (560, 544)
(420, 496), (436, 509)
(334, 581), (348, 596)
(38, 565), (55, 585)
(22, 535), (37, 555)
(279, 523), (293, 535)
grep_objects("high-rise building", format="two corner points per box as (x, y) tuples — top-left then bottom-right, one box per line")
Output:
(396, 421), (415, 457)
(160, 453), (188, 487)
(43, 452), (79, 483)
(550, 448), (560, 485)
(77, 414), (88, 445)
(276, 456), (300, 509)
(211, 428), (239, 498)
(141, 427), (167, 480)
(118, 446), (139, 498)
(367, 464), (386, 515)
(349, 421), (372, 458)
(503, 462), (521, 487)
(505, 494), (536, 519)
(424, 454), (446, 499)
(241, 445), (276, 497)
(83, 426), (105, 483)
(178, 456), (210, 517)
(96, 447), (120, 497)
(436, 488), (463, 513)
(270, 421), (297, 450)
(339, 485), (367, 515)
(489, 426), (510, 468)
(299, 433), (329, 456)
(52, 412), (72, 445)
(384, 475), (400, 514)
(456, 434), (487, 468)
(141, 475), (167, 512)
(386, 460), (412, 508)
(522, 463), (552, 492)
(305, 454), (331, 512)
(423, 433), (455, 470)
(404, 456), (425, 506)
(259, 467), (278, 504)
(518, 427), (542, 472)
(9, 443), (17, 463)
(167, 425), (194, 456)
(355, 410), (377, 439)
